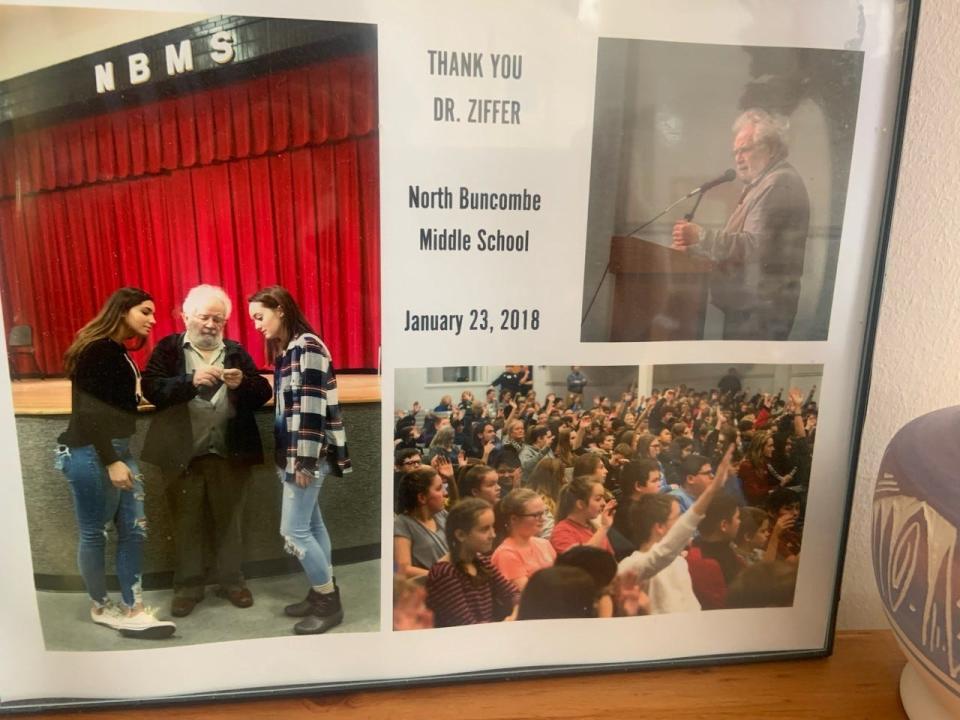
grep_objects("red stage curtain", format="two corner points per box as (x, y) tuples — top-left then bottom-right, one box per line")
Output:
(0, 53), (380, 373)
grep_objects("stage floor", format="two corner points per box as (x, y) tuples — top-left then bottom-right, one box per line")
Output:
(36, 559), (380, 651)
(10, 374), (380, 414)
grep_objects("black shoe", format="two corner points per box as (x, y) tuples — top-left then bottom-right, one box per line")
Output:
(284, 589), (318, 618)
(293, 585), (343, 635)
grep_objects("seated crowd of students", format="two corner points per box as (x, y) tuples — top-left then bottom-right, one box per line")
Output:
(392, 376), (815, 629)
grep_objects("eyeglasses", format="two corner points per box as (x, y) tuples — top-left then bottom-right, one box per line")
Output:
(696, 469), (715, 477)
(400, 459), (422, 467)
(519, 511), (545, 519)
(194, 313), (226, 326)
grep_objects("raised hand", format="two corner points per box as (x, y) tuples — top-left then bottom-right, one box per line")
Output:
(431, 455), (454, 480)
(788, 387), (804, 410)
(713, 443), (736, 488)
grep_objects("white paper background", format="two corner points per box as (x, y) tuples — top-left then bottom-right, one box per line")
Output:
(0, 0), (906, 705)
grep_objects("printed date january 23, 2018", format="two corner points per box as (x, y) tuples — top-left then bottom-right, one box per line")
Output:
(403, 308), (541, 335)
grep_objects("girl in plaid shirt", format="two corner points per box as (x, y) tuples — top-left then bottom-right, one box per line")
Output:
(249, 286), (351, 635)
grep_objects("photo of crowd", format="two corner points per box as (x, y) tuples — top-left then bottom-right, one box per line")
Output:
(392, 364), (819, 629)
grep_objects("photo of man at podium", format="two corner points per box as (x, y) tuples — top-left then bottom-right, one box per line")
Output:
(580, 39), (863, 343)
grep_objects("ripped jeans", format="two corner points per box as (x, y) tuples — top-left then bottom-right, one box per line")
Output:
(56, 439), (145, 608)
(278, 463), (333, 587)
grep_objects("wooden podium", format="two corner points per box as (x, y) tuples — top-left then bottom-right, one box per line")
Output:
(608, 236), (713, 341)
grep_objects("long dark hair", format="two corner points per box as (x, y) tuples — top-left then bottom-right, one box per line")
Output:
(631, 494), (676, 546)
(556, 476), (600, 521)
(63, 287), (153, 376)
(397, 467), (439, 515)
(636, 432), (659, 459)
(517, 566), (596, 620)
(247, 285), (317, 362)
(470, 421), (494, 454)
(572, 453), (604, 479)
(445, 498), (492, 572)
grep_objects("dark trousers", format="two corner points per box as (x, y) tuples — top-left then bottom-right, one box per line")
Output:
(166, 454), (251, 597)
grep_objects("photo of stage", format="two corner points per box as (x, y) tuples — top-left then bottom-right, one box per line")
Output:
(0, 11), (383, 650)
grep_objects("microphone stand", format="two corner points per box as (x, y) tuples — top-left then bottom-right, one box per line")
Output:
(684, 190), (705, 222)
(621, 188), (702, 239)
(581, 188), (700, 327)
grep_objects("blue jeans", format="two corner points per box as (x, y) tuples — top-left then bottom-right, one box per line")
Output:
(279, 464), (332, 586)
(56, 439), (145, 608)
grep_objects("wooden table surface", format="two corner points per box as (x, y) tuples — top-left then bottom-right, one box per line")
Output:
(10, 630), (907, 718)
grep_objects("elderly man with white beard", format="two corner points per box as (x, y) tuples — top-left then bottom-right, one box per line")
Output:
(672, 108), (810, 341)
(142, 285), (271, 618)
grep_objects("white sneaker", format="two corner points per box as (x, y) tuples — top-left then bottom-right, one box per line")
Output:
(116, 607), (176, 639)
(90, 602), (125, 630)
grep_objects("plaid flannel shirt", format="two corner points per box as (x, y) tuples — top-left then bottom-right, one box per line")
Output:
(275, 333), (352, 481)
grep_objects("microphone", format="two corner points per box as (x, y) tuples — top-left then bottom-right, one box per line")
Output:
(686, 169), (736, 197)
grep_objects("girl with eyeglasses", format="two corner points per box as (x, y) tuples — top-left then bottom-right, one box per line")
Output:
(492, 489), (557, 591)
(527, 456), (566, 539)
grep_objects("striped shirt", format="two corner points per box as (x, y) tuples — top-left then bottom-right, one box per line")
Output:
(274, 333), (351, 481)
(426, 555), (519, 627)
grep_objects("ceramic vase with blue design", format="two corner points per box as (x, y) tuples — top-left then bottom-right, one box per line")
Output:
(873, 406), (960, 718)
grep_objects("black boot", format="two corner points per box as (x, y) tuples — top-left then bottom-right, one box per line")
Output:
(293, 584), (343, 635)
(284, 589), (318, 618)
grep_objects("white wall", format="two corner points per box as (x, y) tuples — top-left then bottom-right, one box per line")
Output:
(394, 363), (822, 430)
(393, 366), (639, 419)
(650, 364), (822, 400)
(837, 0), (959, 630)
(0, 6), (206, 81)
